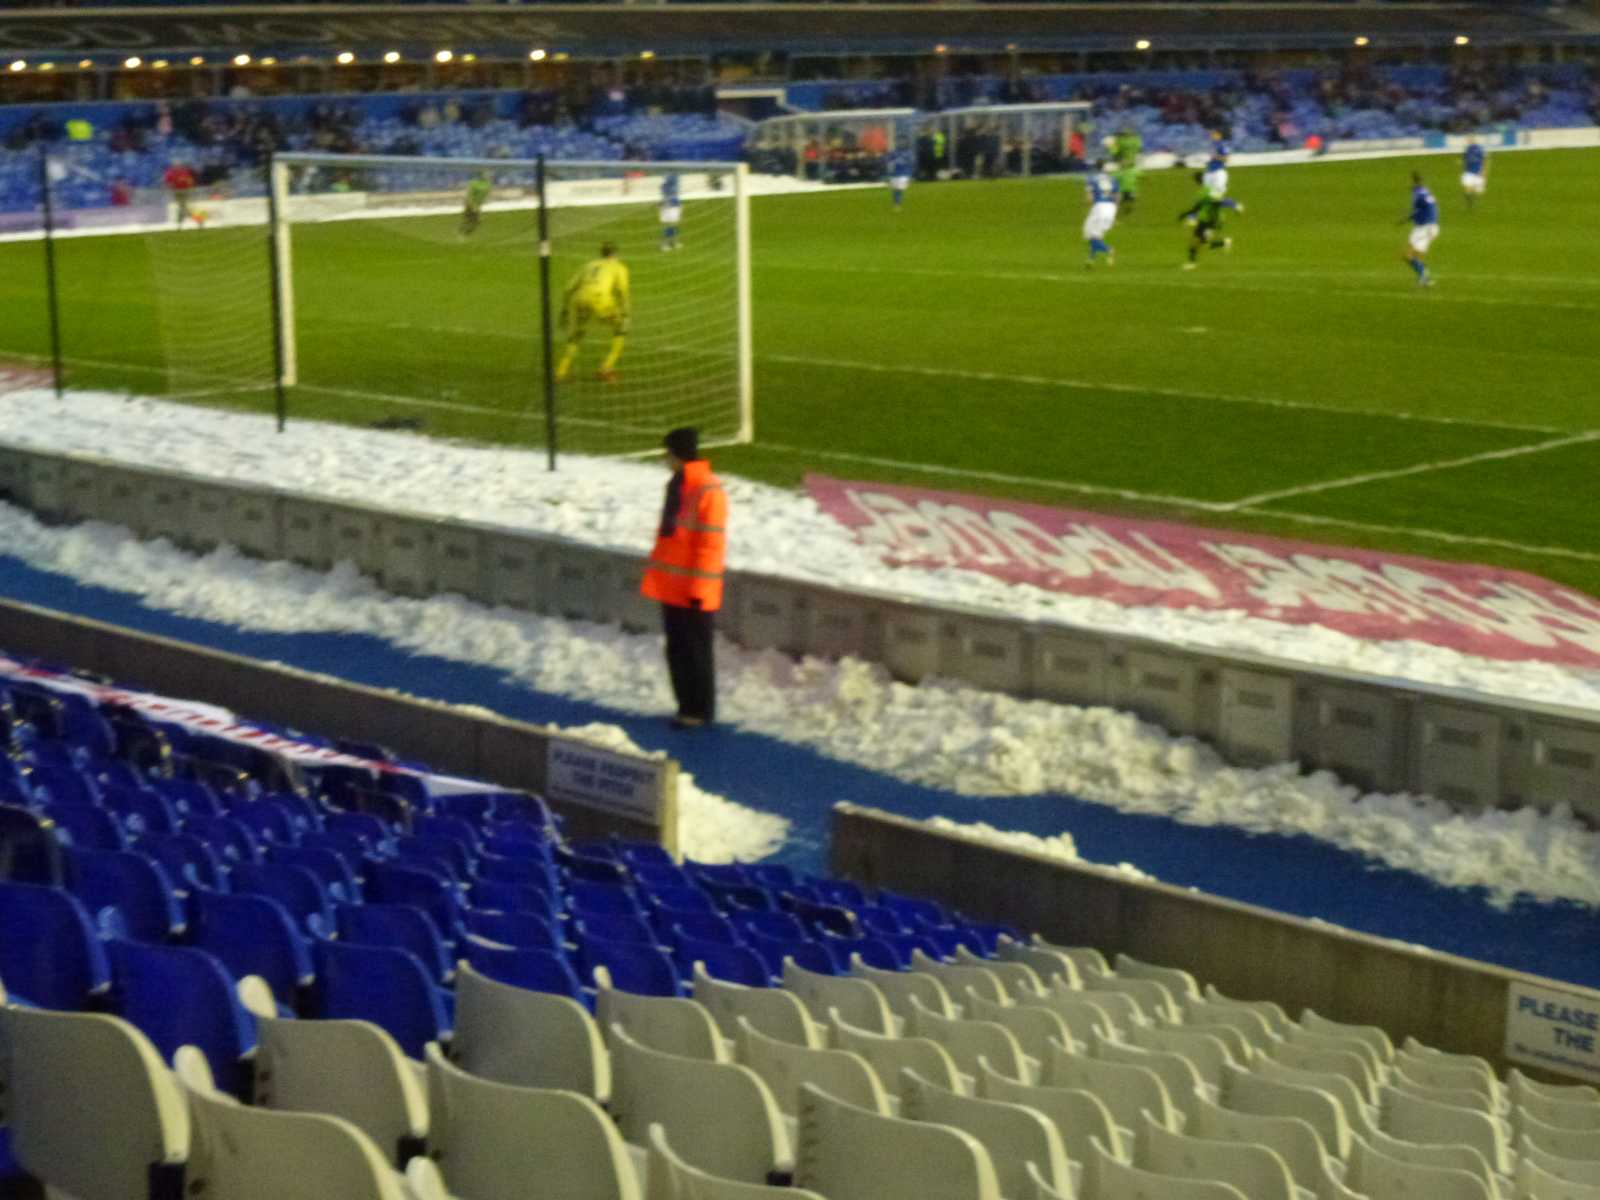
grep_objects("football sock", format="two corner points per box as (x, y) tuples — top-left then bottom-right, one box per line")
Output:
(601, 336), (626, 372)
(1408, 257), (1426, 279)
(555, 344), (578, 379)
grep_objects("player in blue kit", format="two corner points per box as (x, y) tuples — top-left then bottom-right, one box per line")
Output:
(1402, 172), (1439, 287)
(1202, 130), (1231, 199)
(887, 148), (912, 210)
(1082, 160), (1120, 267)
(659, 172), (681, 252)
(1461, 138), (1488, 210)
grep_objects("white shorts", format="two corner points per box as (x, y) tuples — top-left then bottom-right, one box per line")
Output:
(1203, 167), (1229, 199)
(1409, 223), (1439, 254)
(1082, 202), (1117, 240)
(890, 174), (910, 192)
(659, 205), (682, 225)
(1461, 172), (1486, 194)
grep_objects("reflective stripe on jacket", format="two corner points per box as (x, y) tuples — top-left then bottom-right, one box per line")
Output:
(641, 459), (727, 611)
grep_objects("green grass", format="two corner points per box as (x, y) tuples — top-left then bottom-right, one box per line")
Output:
(4, 148), (1600, 594)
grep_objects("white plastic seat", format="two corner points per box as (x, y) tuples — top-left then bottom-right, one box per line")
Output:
(967, 991), (1080, 1062)
(910, 949), (1010, 1005)
(1395, 1041), (1498, 1099)
(829, 1010), (964, 1099)
(425, 1042), (642, 1200)
(736, 1016), (892, 1118)
(1026, 1159), (1072, 1200)
(1202, 985), (1293, 1037)
(694, 963), (823, 1048)
(1284, 1024), (1386, 1082)
(1136, 1110), (1297, 1200)
(1188, 1091), (1327, 1194)
(902, 1068), (1074, 1200)
(1048, 1039), (1181, 1134)
(250, 1010), (428, 1167)
(1516, 1088), (1600, 1133)
(1253, 1058), (1380, 1142)
(1128, 1023), (1237, 1091)
(996, 937), (1082, 989)
(1114, 953), (1202, 1001)
(645, 1123), (827, 1200)
(1524, 1112), (1600, 1161)
(404, 1157), (451, 1200)
(1066, 983), (1147, 1034)
(1391, 1069), (1497, 1115)
(1030, 937), (1108, 978)
(599, 967), (728, 1062)
(1087, 1135), (1246, 1200)
(181, 1050), (408, 1200)
(910, 996), (1033, 1084)
(1346, 1127), (1493, 1200)
(610, 1024), (791, 1182)
(1184, 998), (1280, 1057)
(1300, 1009), (1395, 1063)
(1039, 978), (1118, 1044)
(784, 958), (895, 1034)
(0, 1005), (189, 1200)
(1083, 973), (1180, 1025)
(1269, 1040), (1379, 1106)
(1354, 1128), (1495, 1197)
(975, 1056), (1130, 1165)
(955, 946), (1046, 1000)
(1092, 1029), (1206, 1122)
(795, 1081), (1001, 1200)
(1382, 1084), (1510, 1174)
(1224, 1064), (1350, 1158)
(1519, 1153), (1600, 1200)
(1522, 1133), (1600, 1184)
(854, 956), (958, 1022)
(1401, 1038), (1495, 1076)
(1510, 1070), (1600, 1109)
(451, 960), (611, 1101)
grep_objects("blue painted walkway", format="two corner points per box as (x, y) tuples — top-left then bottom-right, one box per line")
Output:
(3, 552), (1597, 989)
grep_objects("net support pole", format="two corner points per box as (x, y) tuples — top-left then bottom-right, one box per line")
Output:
(734, 162), (754, 444)
(264, 153), (290, 432)
(536, 154), (558, 471)
(37, 145), (65, 400)
(268, 155), (297, 389)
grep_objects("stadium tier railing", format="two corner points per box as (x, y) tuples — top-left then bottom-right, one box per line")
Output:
(0, 590), (679, 851)
(2, 440), (1599, 824)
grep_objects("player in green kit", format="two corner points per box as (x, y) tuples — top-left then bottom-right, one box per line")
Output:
(1178, 172), (1243, 269)
(1111, 127), (1142, 215)
(459, 171), (491, 238)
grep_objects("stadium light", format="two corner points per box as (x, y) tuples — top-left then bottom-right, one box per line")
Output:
(336, 51), (355, 65)
(934, 44), (947, 55)
(640, 50), (655, 60)
(462, 53), (477, 63)
(39, 62), (53, 72)
(259, 57), (277, 66)
(1135, 39), (1152, 51)
(123, 56), (142, 69)
(152, 59), (169, 70)
(1353, 36), (1369, 47)
(1454, 35), (1470, 46)
(554, 52), (569, 61)
(529, 48), (547, 61)
(189, 55), (205, 66)
(233, 53), (251, 66)
(7, 60), (24, 73)
(435, 49), (454, 63)
(384, 51), (401, 64)
(77, 59), (93, 69)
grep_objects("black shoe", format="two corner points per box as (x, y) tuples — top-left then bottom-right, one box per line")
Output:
(670, 715), (709, 730)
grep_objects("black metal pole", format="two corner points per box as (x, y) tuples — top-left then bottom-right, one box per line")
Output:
(264, 152), (288, 433)
(37, 144), (65, 400)
(536, 154), (557, 471)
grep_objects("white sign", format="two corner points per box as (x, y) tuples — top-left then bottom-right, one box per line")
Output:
(1505, 981), (1600, 1085)
(544, 738), (663, 824)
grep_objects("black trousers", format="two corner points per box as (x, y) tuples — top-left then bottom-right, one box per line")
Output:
(661, 603), (716, 722)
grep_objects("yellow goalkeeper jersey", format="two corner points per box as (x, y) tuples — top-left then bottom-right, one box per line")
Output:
(566, 256), (630, 319)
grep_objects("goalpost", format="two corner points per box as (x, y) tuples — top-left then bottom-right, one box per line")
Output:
(266, 151), (753, 459)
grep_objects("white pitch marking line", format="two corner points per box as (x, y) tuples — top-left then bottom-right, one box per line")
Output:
(1256, 509), (1600, 566)
(1219, 430), (1600, 512)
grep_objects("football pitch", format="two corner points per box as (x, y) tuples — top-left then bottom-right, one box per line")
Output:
(3, 148), (1600, 595)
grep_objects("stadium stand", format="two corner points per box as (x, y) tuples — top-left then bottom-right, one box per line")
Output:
(4, 644), (1600, 1198)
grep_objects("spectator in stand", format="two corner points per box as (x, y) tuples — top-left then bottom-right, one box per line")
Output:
(109, 179), (133, 207)
(162, 160), (198, 229)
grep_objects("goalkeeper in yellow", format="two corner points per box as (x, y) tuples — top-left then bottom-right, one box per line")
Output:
(556, 241), (631, 383)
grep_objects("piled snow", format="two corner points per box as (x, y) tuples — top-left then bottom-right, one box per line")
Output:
(6, 389), (1600, 709)
(922, 817), (1155, 882)
(2, 496), (1598, 907)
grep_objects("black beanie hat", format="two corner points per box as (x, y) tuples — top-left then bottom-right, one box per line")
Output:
(664, 427), (700, 460)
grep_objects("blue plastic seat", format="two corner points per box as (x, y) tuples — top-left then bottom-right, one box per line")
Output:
(393, 836), (469, 884)
(0, 881), (111, 1008)
(0, 803), (65, 885)
(336, 902), (452, 984)
(324, 810), (394, 846)
(729, 910), (807, 942)
(363, 858), (463, 938)
(574, 912), (657, 945)
(230, 861), (333, 934)
(23, 760), (101, 809)
(644, 884), (717, 915)
(746, 864), (797, 892)
(673, 936), (770, 987)
(687, 861), (751, 888)
(188, 888), (312, 1006)
(630, 862), (694, 890)
(566, 881), (642, 917)
(40, 800), (127, 851)
(101, 784), (182, 836)
(960, 922), (1021, 956)
(699, 878), (774, 913)
(413, 814), (481, 854)
(555, 845), (630, 885)
(313, 940), (450, 1060)
(475, 851), (557, 889)
(579, 936), (683, 997)
(151, 776), (224, 819)
(64, 846), (183, 942)
(464, 942), (585, 1003)
(469, 878), (558, 915)
(110, 939), (256, 1096)
(611, 839), (674, 869)
(298, 830), (368, 873)
(823, 936), (902, 972)
(655, 909), (738, 945)
(463, 908), (562, 951)
(784, 896), (857, 940)
(878, 890), (950, 931)
(883, 932), (946, 964)
(926, 925), (990, 959)
(806, 877), (868, 909)
(139, 833), (227, 891)
(854, 906), (909, 938)
(746, 934), (837, 979)
(184, 814), (264, 865)
(233, 798), (304, 846)
(267, 844), (359, 901)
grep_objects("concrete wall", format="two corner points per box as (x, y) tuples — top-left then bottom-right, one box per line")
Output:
(830, 802), (1596, 1083)
(0, 595), (677, 851)
(4, 440), (1600, 822)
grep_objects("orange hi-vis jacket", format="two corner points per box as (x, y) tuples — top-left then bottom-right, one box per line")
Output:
(641, 459), (727, 611)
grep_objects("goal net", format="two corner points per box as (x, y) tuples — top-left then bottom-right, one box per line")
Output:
(269, 152), (751, 457)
